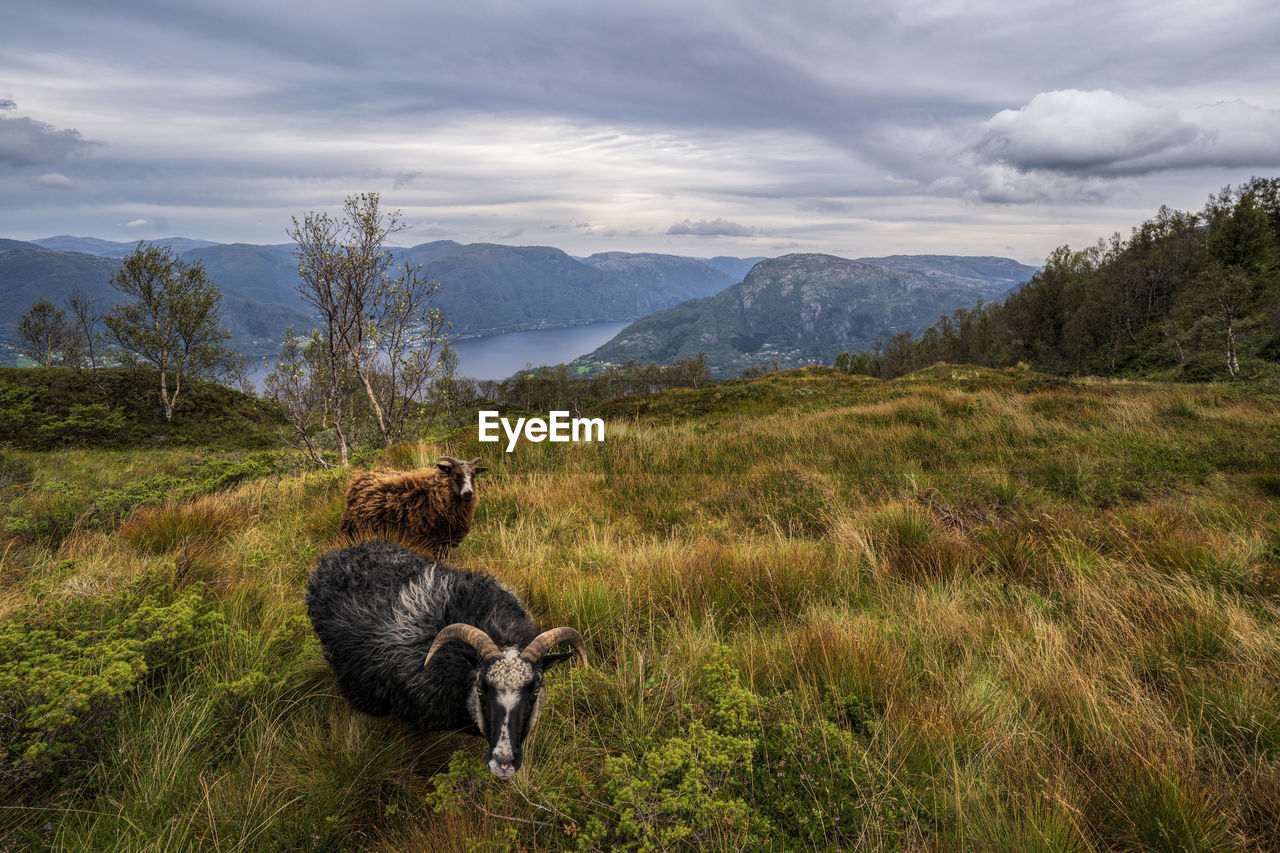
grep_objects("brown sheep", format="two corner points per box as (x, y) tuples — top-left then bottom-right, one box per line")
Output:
(339, 456), (487, 558)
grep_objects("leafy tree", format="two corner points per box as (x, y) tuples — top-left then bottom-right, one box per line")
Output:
(288, 192), (449, 463)
(15, 299), (71, 367)
(1185, 262), (1254, 379)
(103, 243), (244, 421)
(1209, 192), (1278, 278)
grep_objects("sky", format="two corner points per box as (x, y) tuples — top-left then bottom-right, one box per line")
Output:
(2, 0), (1279, 265)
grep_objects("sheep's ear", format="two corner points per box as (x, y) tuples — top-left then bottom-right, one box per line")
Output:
(539, 652), (575, 671)
(470, 457), (488, 473)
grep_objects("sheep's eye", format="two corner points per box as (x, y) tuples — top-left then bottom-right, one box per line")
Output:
(474, 684), (484, 695)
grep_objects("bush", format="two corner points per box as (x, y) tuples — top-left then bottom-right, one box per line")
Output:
(427, 649), (919, 850)
(0, 453), (35, 489)
(0, 568), (226, 795)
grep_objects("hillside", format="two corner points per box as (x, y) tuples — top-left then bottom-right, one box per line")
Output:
(182, 243), (308, 312)
(0, 366), (285, 450)
(399, 242), (737, 336)
(858, 254), (1037, 297)
(876, 177), (1280, 382)
(2, 366), (1279, 849)
(583, 253), (1035, 376)
(0, 240), (312, 361)
(579, 251), (737, 305)
(703, 254), (767, 281)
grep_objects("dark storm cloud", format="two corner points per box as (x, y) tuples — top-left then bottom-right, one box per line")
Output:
(2, 0), (1279, 247)
(0, 99), (16, 110)
(0, 113), (96, 168)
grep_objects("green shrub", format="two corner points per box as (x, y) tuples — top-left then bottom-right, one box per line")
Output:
(0, 367), (284, 450)
(91, 452), (276, 527)
(0, 453), (36, 489)
(0, 568), (226, 795)
(428, 649), (920, 850)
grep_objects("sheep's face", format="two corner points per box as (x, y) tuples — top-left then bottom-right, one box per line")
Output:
(466, 648), (570, 779)
(436, 457), (487, 503)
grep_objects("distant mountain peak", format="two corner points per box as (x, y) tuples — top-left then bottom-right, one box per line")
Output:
(32, 236), (224, 257)
(581, 253), (1038, 377)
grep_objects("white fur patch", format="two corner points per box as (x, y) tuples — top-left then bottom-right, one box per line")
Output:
(386, 565), (448, 647)
(486, 648), (533, 691)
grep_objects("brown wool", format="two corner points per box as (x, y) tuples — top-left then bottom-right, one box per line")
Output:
(339, 463), (479, 558)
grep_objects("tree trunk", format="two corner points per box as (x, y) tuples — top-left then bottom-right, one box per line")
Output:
(352, 355), (392, 447)
(160, 368), (174, 421)
(1227, 323), (1239, 379)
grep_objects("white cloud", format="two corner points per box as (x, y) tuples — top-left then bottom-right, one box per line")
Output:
(972, 90), (1197, 174)
(971, 90), (1280, 178)
(968, 163), (1137, 205)
(122, 218), (147, 227)
(927, 176), (966, 195)
(31, 172), (74, 189)
(667, 217), (758, 237)
(1167, 100), (1280, 169)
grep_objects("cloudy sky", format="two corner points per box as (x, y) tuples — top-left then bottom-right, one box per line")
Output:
(3, 0), (1279, 263)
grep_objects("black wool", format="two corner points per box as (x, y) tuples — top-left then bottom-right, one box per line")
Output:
(305, 540), (539, 733)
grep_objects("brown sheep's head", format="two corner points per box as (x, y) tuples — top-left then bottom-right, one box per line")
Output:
(436, 457), (487, 502)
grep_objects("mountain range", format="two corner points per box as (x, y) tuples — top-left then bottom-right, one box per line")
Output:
(580, 253), (1039, 377)
(2, 236), (1036, 376)
(0, 238), (752, 362)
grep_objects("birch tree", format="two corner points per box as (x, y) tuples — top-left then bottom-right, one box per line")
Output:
(15, 299), (70, 367)
(103, 243), (243, 420)
(288, 193), (449, 459)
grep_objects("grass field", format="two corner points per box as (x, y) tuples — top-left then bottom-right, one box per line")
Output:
(3, 365), (1280, 850)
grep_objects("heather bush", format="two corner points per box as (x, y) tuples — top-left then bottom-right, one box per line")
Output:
(0, 568), (225, 795)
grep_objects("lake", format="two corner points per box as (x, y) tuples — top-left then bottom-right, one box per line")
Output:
(449, 320), (630, 380)
(249, 320), (630, 390)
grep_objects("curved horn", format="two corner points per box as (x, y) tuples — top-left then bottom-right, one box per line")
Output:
(519, 627), (588, 666)
(436, 456), (461, 467)
(424, 623), (501, 667)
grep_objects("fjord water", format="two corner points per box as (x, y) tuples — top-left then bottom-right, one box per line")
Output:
(449, 320), (630, 380)
(247, 320), (630, 391)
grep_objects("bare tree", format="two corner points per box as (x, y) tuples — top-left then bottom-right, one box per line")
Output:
(63, 289), (100, 370)
(264, 328), (334, 468)
(103, 242), (245, 420)
(15, 299), (71, 367)
(288, 192), (449, 459)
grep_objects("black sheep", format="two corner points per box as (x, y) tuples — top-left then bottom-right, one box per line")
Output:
(305, 540), (587, 778)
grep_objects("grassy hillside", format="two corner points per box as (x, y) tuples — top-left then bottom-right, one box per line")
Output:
(3, 367), (1280, 850)
(0, 367), (285, 450)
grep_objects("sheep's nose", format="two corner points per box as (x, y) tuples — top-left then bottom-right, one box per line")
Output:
(489, 754), (518, 778)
